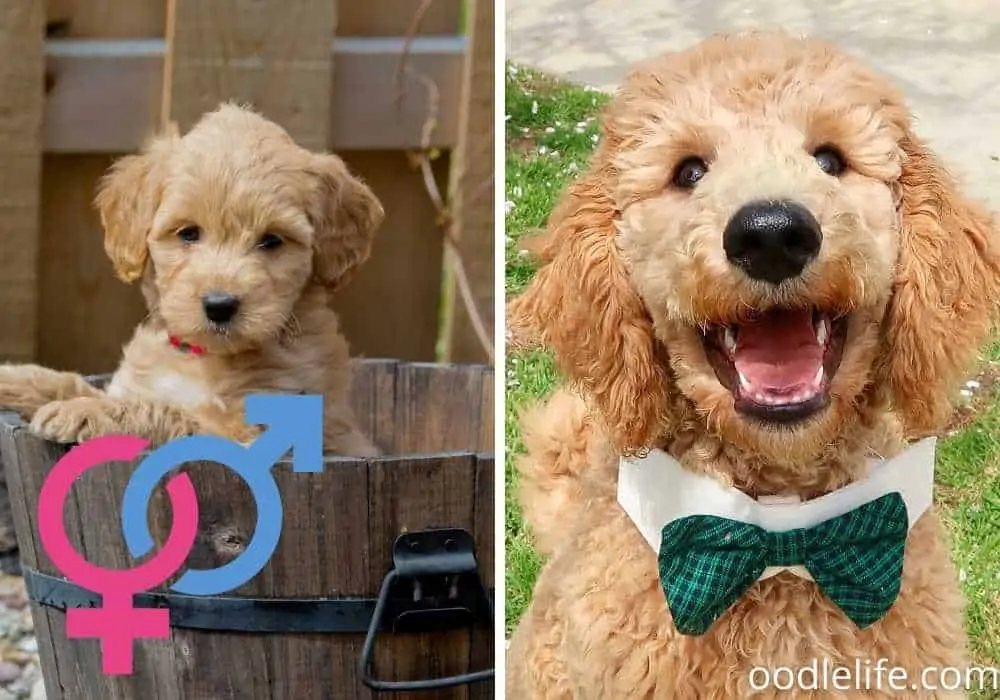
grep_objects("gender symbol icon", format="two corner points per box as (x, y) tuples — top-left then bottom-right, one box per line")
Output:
(36, 393), (324, 675)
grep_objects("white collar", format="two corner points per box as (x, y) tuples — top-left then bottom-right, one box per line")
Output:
(618, 437), (936, 582)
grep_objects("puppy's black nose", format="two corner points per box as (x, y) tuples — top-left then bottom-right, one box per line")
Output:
(723, 200), (822, 284)
(202, 293), (241, 324)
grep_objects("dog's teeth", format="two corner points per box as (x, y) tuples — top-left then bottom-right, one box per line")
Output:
(813, 366), (824, 387)
(738, 371), (753, 392)
(815, 315), (829, 346)
(724, 327), (737, 354)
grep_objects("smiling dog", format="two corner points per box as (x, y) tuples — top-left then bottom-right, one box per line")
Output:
(507, 32), (1000, 698)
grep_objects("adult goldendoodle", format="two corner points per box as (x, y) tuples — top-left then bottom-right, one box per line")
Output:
(507, 32), (1000, 698)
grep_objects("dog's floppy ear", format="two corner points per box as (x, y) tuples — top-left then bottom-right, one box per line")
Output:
(878, 132), (1000, 436)
(507, 147), (676, 453)
(307, 153), (384, 289)
(94, 131), (175, 283)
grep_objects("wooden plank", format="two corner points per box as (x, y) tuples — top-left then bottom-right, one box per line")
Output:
(349, 359), (398, 453)
(0, 447), (15, 554)
(43, 37), (464, 152)
(474, 371), (497, 698)
(39, 0), (162, 379)
(443, 0), (495, 365)
(42, 613), (106, 700)
(0, 1), (45, 362)
(151, 460), (276, 699)
(65, 463), (129, 700)
(338, 0), (461, 36)
(45, 43), (162, 153)
(1, 423), (109, 699)
(478, 366), (494, 452)
(326, 38), (462, 153)
(38, 155), (148, 374)
(53, 0), (166, 38)
(163, 0), (336, 151)
(392, 363), (485, 454)
(468, 454), (495, 700)
(72, 456), (180, 699)
(0, 419), (71, 700)
(367, 454), (478, 700)
(332, 152), (449, 362)
(269, 460), (371, 699)
(45, 0), (74, 30)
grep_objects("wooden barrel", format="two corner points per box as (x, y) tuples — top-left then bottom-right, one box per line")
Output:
(0, 359), (494, 700)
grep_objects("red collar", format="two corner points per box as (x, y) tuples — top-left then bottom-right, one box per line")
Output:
(168, 335), (207, 356)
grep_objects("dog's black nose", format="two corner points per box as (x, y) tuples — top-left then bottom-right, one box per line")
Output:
(723, 200), (822, 284)
(202, 293), (241, 324)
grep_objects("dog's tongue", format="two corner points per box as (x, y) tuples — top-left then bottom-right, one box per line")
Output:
(733, 310), (822, 395)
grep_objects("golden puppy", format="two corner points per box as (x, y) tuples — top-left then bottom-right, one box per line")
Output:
(507, 33), (1000, 698)
(0, 104), (382, 454)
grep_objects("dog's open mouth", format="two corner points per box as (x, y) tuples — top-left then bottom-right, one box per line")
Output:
(702, 309), (849, 423)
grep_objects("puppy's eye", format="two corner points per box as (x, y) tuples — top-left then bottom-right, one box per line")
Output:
(257, 233), (283, 251)
(672, 157), (708, 189)
(814, 146), (846, 176)
(177, 226), (201, 243)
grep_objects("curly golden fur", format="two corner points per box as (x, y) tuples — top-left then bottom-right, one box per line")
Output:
(508, 33), (1000, 698)
(0, 104), (382, 453)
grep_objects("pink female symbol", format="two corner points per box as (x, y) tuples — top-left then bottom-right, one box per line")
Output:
(38, 436), (199, 675)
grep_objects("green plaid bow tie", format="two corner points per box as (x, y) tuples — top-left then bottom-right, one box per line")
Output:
(658, 492), (908, 635)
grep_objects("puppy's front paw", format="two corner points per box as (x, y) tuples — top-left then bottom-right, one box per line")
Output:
(211, 421), (262, 447)
(0, 367), (36, 415)
(210, 419), (263, 447)
(195, 405), (262, 446)
(30, 397), (120, 444)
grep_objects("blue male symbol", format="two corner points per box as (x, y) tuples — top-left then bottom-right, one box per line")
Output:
(120, 394), (324, 595)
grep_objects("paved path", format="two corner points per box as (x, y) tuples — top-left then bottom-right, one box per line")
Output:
(506, 0), (1000, 208)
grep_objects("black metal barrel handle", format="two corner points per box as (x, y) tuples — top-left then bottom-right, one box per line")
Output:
(359, 528), (495, 691)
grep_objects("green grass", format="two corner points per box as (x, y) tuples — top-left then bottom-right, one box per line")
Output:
(502, 63), (1000, 677)
(504, 64), (609, 632)
(937, 409), (1000, 664)
(505, 65), (608, 297)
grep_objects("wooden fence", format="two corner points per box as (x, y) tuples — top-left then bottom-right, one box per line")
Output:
(0, 0), (494, 373)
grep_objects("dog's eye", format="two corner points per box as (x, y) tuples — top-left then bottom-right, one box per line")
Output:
(177, 226), (201, 243)
(672, 158), (708, 189)
(257, 233), (283, 251)
(813, 146), (846, 176)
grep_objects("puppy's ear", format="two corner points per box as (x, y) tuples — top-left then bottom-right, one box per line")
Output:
(877, 133), (1000, 436)
(94, 132), (174, 283)
(507, 149), (676, 452)
(308, 153), (384, 289)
